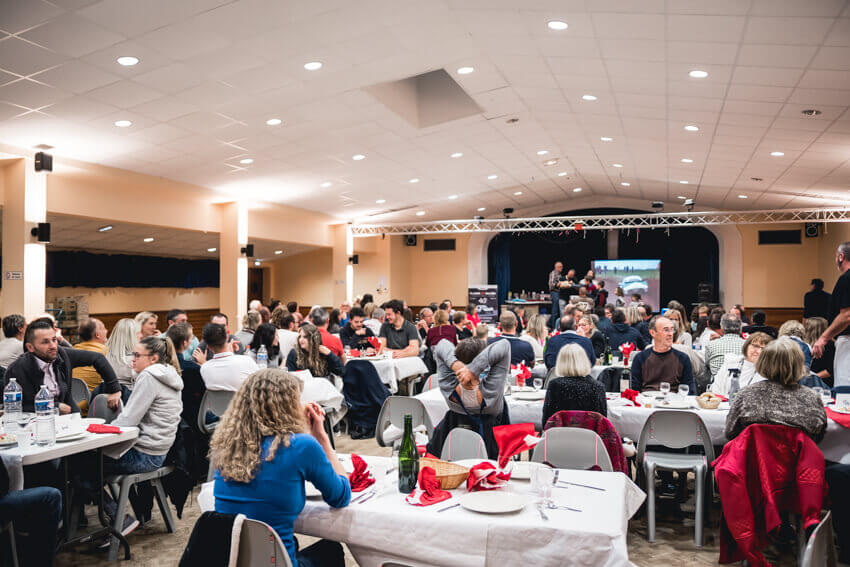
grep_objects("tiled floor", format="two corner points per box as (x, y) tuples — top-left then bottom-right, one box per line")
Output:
(52, 434), (841, 567)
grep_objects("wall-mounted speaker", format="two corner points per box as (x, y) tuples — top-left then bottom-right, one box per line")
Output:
(31, 222), (51, 243)
(34, 152), (53, 172)
(240, 244), (255, 257)
(405, 235), (417, 247)
(804, 222), (819, 238)
(348, 254), (359, 265)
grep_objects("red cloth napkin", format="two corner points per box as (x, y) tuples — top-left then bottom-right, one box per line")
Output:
(367, 336), (381, 351)
(493, 423), (540, 469)
(405, 467), (451, 506)
(466, 462), (510, 491)
(348, 454), (376, 492)
(350, 349), (361, 357)
(621, 389), (641, 407)
(619, 342), (636, 365)
(87, 424), (121, 434)
(826, 407), (850, 428)
(511, 363), (531, 387)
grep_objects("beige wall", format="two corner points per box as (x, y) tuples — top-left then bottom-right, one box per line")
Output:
(353, 236), (392, 305)
(44, 287), (219, 314)
(817, 222), (850, 291)
(268, 248), (334, 307)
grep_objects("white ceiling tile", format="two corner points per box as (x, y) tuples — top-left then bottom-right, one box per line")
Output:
(665, 41), (740, 65)
(21, 14), (125, 57)
(129, 96), (196, 122)
(0, 0), (65, 34)
(0, 78), (70, 108)
(131, 63), (206, 94)
(78, 0), (234, 38)
(666, 15), (746, 42)
(0, 36), (67, 76)
(85, 79), (162, 108)
(730, 66), (805, 87)
(129, 122), (190, 144)
(591, 13), (665, 40)
(824, 18), (850, 46)
(44, 95), (118, 121)
(598, 39), (665, 61)
(810, 46), (850, 70)
(798, 69), (850, 90)
(744, 17), (835, 45)
(726, 84), (794, 103)
(30, 59), (120, 94)
(737, 44), (820, 67)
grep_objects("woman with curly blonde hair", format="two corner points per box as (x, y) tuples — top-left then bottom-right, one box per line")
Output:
(212, 369), (350, 567)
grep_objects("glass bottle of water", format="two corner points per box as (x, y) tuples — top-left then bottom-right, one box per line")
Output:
(35, 385), (55, 446)
(729, 368), (741, 401)
(256, 344), (268, 369)
(3, 378), (22, 428)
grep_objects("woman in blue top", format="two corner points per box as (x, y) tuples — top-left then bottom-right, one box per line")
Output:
(211, 369), (351, 567)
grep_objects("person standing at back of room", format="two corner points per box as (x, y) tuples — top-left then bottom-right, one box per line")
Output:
(804, 278), (831, 321)
(813, 242), (850, 387)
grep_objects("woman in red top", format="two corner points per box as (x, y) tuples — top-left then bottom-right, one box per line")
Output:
(426, 310), (457, 347)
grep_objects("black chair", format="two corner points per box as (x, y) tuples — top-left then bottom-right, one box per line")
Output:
(594, 367), (625, 393)
(342, 360), (390, 438)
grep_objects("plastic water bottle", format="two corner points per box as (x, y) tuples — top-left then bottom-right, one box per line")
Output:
(256, 345), (268, 369)
(729, 368), (741, 401)
(35, 385), (55, 446)
(3, 378), (22, 426)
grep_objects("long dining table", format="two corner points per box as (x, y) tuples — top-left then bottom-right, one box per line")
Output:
(346, 354), (428, 394)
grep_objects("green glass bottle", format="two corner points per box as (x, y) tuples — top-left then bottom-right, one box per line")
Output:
(397, 414), (419, 493)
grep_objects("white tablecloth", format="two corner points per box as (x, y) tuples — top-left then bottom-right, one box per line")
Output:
(348, 356), (428, 394)
(416, 388), (543, 430)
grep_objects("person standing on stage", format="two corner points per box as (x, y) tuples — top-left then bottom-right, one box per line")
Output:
(548, 261), (563, 328)
(813, 242), (850, 387)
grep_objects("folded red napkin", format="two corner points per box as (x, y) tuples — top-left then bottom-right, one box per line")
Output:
(619, 342), (636, 365)
(87, 424), (121, 434)
(826, 407), (850, 428)
(493, 423), (540, 469)
(405, 467), (451, 506)
(348, 454), (376, 492)
(511, 363), (531, 387)
(367, 336), (381, 351)
(350, 349), (361, 357)
(714, 394), (728, 402)
(466, 462), (510, 491)
(621, 389), (641, 407)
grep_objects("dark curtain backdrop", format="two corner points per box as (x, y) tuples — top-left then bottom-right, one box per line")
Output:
(45, 251), (219, 288)
(487, 208), (719, 310)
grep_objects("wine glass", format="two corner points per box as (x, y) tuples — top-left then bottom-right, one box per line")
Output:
(659, 382), (671, 399)
(678, 384), (689, 397)
(533, 378), (543, 391)
(531, 464), (554, 505)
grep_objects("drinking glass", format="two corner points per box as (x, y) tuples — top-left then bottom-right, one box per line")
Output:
(533, 378), (543, 391)
(677, 384), (689, 397)
(822, 390), (833, 406)
(659, 382), (671, 398)
(530, 464), (554, 504)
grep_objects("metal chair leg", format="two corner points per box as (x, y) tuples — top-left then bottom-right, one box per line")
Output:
(694, 465), (705, 547)
(7, 522), (19, 567)
(151, 479), (176, 533)
(645, 462), (656, 542)
(108, 478), (132, 561)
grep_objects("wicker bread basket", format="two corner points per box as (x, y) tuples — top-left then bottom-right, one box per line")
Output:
(419, 457), (470, 490)
(696, 395), (722, 410)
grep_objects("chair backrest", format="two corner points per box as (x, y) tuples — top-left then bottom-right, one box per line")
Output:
(636, 410), (715, 468)
(236, 518), (293, 567)
(375, 396), (433, 447)
(197, 390), (236, 435)
(831, 385), (850, 398)
(421, 373), (440, 392)
(530, 427), (614, 471)
(542, 366), (558, 389)
(440, 428), (487, 461)
(801, 511), (837, 567)
(90, 394), (122, 423)
(70, 378), (91, 407)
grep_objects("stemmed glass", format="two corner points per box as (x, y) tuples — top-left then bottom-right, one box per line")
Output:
(533, 378), (543, 391)
(678, 384), (689, 397)
(659, 382), (671, 400)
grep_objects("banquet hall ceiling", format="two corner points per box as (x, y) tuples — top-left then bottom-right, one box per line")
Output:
(1, 0), (849, 222)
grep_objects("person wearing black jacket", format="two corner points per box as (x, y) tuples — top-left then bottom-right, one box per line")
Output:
(804, 278), (832, 320)
(6, 319), (121, 413)
(338, 307), (376, 351)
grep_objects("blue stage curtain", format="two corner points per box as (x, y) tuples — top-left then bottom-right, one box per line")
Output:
(488, 233), (512, 304)
(45, 251), (219, 288)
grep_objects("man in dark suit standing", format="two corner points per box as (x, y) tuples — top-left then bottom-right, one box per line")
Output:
(804, 278), (831, 320)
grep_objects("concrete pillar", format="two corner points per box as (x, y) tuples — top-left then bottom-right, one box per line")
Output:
(2, 158), (47, 319)
(219, 202), (248, 330)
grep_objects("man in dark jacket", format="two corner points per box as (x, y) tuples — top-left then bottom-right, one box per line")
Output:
(6, 319), (121, 413)
(603, 308), (647, 352)
(543, 316), (595, 369)
(804, 278), (831, 320)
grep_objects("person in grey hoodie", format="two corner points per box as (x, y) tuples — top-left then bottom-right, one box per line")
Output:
(96, 335), (184, 538)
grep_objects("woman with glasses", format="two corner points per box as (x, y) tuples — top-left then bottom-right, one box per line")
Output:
(710, 332), (773, 396)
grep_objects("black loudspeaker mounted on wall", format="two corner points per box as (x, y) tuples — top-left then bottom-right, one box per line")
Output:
(348, 254), (359, 265)
(805, 223), (819, 238)
(240, 244), (255, 257)
(31, 222), (51, 243)
(34, 152), (53, 172)
(405, 235), (417, 247)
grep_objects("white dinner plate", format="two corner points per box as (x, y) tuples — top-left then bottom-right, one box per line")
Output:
(56, 431), (88, 442)
(511, 386), (534, 392)
(0, 434), (17, 446)
(81, 417), (106, 426)
(513, 390), (546, 401)
(459, 491), (529, 514)
(829, 406), (850, 415)
(656, 399), (692, 410)
(510, 461), (532, 480)
(305, 482), (322, 498)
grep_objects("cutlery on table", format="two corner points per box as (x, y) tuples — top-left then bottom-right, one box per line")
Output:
(357, 491), (377, 504)
(352, 489), (375, 503)
(556, 480), (605, 492)
(546, 502), (581, 512)
(437, 503), (460, 513)
(536, 502), (549, 521)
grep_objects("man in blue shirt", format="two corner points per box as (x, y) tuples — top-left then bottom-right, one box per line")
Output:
(543, 316), (595, 369)
(487, 311), (535, 367)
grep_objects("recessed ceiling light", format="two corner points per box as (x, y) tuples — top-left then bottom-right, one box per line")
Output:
(415, 211), (426, 216)
(537, 150), (549, 155)
(543, 158), (558, 166)
(547, 20), (568, 30)
(304, 61), (322, 71)
(254, 260), (261, 266)
(738, 194), (748, 199)
(114, 120), (132, 128)
(573, 187), (583, 193)
(621, 182), (630, 187)
(409, 178), (420, 183)
(451, 152), (463, 158)
(681, 158), (694, 163)
(477, 207), (486, 211)
(487, 174), (498, 180)
(207, 247), (217, 252)
(679, 180), (689, 184)
(266, 118), (282, 126)
(513, 191), (523, 196)
(320, 181), (332, 188)
(240, 158), (254, 165)
(612, 163), (623, 168)
(352, 154), (365, 160)
(582, 94), (597, 101)
(689, 70), (708, 79)
(98, 225), (113, 232)
(116, 56), (139, 66)
(448, 195), (458, 200)
(457, 66), (474, 75)
(376, 199), (386, 204)
(274, 250), (283, 255)
(558, 172), (567, 177)
(600, 137), (613, 142)
(143, 237), (154, 243)
(684, 124), (699, 132)
(770, 151), (785, 157)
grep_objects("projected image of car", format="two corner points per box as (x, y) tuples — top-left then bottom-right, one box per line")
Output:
(621, 275), (649, 293)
